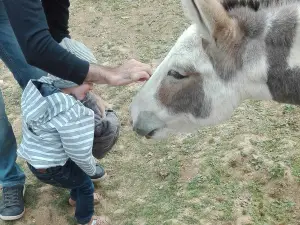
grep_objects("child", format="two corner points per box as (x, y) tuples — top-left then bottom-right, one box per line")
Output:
(17, 38), (120, 225)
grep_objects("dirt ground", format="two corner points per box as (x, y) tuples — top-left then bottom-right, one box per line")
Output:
(2, 0), (300, 224)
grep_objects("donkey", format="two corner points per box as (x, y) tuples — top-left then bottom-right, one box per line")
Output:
(130, 0), (300, 139)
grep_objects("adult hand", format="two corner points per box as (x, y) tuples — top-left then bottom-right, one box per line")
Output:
(107, 59), (152, 86)
(85, 59), (152, 86)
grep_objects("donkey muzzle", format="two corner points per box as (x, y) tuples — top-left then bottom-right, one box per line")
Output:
(133, 111), (166, 137)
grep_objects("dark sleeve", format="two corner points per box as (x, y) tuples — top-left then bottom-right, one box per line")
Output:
(42, 0), (71, 43)
(3, 0), (89, 85)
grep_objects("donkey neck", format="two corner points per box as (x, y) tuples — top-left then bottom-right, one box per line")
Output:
(241, 67), (300, 105)
(232, 5), (300, 105)
(266, 67), (300, 105)
(241, 47), (300, 105)
(264, 6), (300, 105)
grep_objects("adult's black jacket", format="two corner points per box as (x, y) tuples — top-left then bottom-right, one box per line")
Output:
(3, 0), (89, 85)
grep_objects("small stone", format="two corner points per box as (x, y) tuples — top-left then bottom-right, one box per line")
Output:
(236, 215), (253, 225)
(147, 152), (153, 157)
(208, 138), (214, 144)
(136, 198), (146, 204)
(159, 170), (169, 179)
(114, 209), (125, 214)
(0, 80), (8, 89)
(216, 196), (225, 202)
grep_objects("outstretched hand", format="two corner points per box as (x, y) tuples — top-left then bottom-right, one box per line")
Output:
(105, 59), (152, 86)
(86, 59), (152, 86)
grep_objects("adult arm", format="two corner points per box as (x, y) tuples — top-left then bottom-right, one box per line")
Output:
(3, 0), (88, 85)
(3, 0), (152, 86)
(42, 0), (71, 43)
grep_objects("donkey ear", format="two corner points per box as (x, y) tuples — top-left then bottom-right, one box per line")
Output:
(181, 0), (242, 47)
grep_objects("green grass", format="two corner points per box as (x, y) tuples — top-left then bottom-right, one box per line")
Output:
(23, 183), (41, 209)
(3, 0), (300, 224)
(51, 187), (70, 213)
(291, 157), (300, 182)
(269, 164), (285, 179)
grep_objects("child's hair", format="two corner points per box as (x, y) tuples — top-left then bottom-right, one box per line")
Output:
(47, 37), (98, 89)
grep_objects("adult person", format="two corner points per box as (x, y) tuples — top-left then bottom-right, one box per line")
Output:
(0, 0), (46, 221)
(1, 0), (151, 222)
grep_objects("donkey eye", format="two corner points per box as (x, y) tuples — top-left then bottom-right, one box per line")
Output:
(167, 70), (187, 79)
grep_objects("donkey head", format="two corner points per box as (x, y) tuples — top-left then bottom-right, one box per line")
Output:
(131, 0), (272, 139)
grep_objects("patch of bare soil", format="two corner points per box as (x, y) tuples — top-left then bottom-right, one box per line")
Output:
(3, 0), (300, 224)
(14, 185), (69, 225)
(180, 159), (200, 182)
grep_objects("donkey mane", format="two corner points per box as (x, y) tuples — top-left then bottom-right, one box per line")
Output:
(222, 0), (260, 11)
(222, 0), (300, 12)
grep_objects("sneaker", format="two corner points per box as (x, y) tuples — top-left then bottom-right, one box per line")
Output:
(90, 164), (107, 182)
(0, 185), (25, 221)
(84, 216), (111, 225)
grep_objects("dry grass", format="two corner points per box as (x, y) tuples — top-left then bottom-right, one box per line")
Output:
(2, 0), (300, 224)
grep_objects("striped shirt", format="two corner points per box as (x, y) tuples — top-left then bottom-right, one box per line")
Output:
(18, 76), (97, 176)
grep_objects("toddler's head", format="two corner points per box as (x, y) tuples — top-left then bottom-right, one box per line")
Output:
(47, 37), (98, 100)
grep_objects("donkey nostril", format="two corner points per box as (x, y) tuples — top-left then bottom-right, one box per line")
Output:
(133, 111), (165, 137)
(145, 129), (157, 139)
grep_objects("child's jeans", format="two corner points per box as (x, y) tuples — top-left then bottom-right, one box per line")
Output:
(27, 159), (94, 224)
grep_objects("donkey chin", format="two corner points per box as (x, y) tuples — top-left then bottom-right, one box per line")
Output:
(131, 103), (236, 139)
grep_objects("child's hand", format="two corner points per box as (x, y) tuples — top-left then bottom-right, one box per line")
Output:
(63, 83), (93, 101)
(73, 83), (93, 100)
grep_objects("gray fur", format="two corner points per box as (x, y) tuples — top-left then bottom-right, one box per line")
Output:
(255, 0), (300, 7)
(157, 72), (212, 118)
(225, 3), (300, 104)
(222, 0), (300, 9)
(224, 2), (300, 104)
(202, 7), (266, 81)
(213, 3), (300, 105)
(265, 7), (300, 104)
(158, 0), (300, 117)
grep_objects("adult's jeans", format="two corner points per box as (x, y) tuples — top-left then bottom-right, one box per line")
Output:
(0, 0), (46, 188)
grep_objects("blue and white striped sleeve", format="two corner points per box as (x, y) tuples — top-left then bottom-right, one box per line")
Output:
(54, 104), (96, 176)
